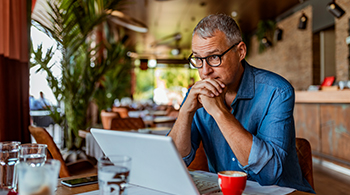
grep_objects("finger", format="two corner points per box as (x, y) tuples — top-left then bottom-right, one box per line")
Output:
(216, 79), (226, 88)
(191, 86), (216, 98)
(204, 79), (226, 93)
(197, 79), (224, 96)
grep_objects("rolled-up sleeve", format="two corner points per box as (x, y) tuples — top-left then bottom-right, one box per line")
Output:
(239, 87), (295, 185)
(182, 115), (201, 166)
(183, 147), (196, 166)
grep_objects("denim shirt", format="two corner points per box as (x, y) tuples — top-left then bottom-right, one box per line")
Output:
(181, 60), (315, 193)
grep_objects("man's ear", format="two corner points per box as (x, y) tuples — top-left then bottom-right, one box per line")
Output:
(237, 42), (247, 61)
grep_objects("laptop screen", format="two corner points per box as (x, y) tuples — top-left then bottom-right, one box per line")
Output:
(91, 128), (199, 195)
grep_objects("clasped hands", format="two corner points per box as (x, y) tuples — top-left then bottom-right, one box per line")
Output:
(185, 78), (227, 116)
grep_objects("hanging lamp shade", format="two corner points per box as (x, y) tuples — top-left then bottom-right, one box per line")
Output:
(298, 13), (308, 30)
(326, 0), (345, 18)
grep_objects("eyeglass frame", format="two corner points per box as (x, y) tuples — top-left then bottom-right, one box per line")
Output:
(188, 41), (241, 68)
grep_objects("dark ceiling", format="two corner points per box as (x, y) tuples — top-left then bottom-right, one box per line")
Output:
(120, 0), (301, 59)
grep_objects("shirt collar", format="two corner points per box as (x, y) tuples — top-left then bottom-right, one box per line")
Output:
(235, 59), (255, 100)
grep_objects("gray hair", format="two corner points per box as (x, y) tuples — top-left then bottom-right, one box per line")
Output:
(193, 14), (242, 46)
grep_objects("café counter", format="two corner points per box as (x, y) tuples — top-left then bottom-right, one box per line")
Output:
(294, 89), (350, 168)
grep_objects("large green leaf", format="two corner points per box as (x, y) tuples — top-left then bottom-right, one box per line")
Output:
(31, 0), (130, 149)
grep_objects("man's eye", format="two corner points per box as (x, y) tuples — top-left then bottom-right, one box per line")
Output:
(194, 57), (201, 62)
(208, 55), (219, 60)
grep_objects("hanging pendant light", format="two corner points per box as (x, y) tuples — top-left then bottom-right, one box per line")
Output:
(275, 28), (283, 41)
(327, 0), (345, 18)
(298, 13), (308, 30)
(261, 37), (272, 48)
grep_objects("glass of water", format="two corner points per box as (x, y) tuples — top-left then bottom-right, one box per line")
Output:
(19, 144), (47, 167)
(17, 159), (60, 195)
(98, 155), (132, 195)
(0, 141), (21, 190)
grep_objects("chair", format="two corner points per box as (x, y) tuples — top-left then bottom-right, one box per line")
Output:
(187, 138), (315, 190)
(111, 107), (129, 118)
(28, 126), (96, 178)
(100, 109), (120, 129)
(188, 141), (209, 171)
(109, 117), (146, 130)
(296, 137), (314, 190)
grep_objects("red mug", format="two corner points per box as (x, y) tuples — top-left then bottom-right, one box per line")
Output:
(218, 171), (247, 195)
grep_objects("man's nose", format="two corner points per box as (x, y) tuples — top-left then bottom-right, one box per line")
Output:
(201, 60), (213, 75)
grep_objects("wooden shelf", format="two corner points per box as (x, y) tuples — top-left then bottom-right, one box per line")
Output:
(295, 89), (350, 103)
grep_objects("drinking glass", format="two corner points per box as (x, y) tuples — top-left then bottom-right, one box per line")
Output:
(98, 155), (132, 195)
(0, 141), (21, 190)
(17, 159), (60, 195)
(19, 143), (47, 167)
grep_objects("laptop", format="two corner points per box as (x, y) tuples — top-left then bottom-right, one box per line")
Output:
(90, 128), (220, 195)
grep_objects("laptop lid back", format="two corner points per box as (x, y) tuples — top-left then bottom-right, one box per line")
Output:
(91, 128), (199, 195)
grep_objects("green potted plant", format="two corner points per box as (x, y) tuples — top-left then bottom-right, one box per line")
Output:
(256, 20), (276, 53)
(93, 56), (132, 116)
(31, 0), (130, 149)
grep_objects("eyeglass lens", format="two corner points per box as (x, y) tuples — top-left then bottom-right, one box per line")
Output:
(189, 55), (221, 67)
(188, 41), (240, 68)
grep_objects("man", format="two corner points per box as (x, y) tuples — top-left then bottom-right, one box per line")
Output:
(37, 91), (51, 110)
(29, 95), (41, 110)
(168, 14), (315, 193)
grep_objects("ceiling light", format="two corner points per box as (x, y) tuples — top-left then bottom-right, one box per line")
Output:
(127, 51), (138, 58)
(298, 13), (308, 30)
(109, 10), (148, 33)
(327, 0), (345, 18)
(231, 11), (237, 17)
(134, 59), (140, 66)
(171, 48), (181, 56)
(148, 59), (157, 68)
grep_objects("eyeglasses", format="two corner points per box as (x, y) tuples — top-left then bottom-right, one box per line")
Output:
(188, 42), (241, 68)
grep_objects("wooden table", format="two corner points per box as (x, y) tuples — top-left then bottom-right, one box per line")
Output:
(78, 126), (171, 139)
(30, 110), (55, 127)
(148, 110), (168, 116)
(80, 127), (171, 160)
(143, 116), (176, 127)
(56, 174), (98, 195)
(56, 174), (314, 195)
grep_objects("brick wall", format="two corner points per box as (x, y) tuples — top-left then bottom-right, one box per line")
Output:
(335, 0), (350, 81)
(246, 6), (313, 90)
(246, 1), (350, 89)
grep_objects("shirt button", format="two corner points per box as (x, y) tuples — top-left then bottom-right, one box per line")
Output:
(232, 157), (235, 161)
